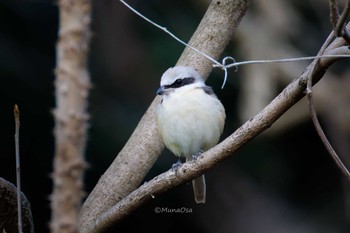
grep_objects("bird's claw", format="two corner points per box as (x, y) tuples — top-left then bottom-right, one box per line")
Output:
(172, 158), (182, 174)
(192, 151), (203, 160)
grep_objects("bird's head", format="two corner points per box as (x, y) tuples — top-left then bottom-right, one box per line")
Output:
(156, 66), (205, 96)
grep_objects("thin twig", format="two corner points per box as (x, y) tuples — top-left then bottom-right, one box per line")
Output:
(329, 0), (340, 30)
(305, 29), (350, 181)
(14, 104), (23, 233)
(335, 0), (350, 35)
(307, 94), (350, 181)
(329, 0), (350, 44)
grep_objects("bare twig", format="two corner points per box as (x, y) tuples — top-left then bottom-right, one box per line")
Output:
(329, 0), (340, 29)
(305, 25), (350, 181)
(13, 105), (23, 233)
(51, 0), (92, 232)
(83, 28), (350, 233)
(307, 93), (350, 181)
(336, 0), (350, 34)
(329, 0), (350, 44)
(79, 1), (252, 231)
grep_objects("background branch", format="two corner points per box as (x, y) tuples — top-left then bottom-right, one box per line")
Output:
(329, 0), (350, 43)
(14, 105), (22, 233)
(329, 0), (340, 30)
(51, 0), (91, 232)
(84, 24), (350, 233)
(305, 26), (350, 181)
(79, 0), (251, 231)
(307, 92), (350, 181)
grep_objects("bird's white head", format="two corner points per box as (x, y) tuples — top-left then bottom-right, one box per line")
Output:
(156, 66), (205, 96)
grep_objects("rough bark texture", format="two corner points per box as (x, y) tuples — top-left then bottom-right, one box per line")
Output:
(79, 0), (251, 232)
(51, 0), (91, 232)
(0, 177), (34, 233)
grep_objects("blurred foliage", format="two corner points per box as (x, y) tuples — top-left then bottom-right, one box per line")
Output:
(0, 0), (349, 233)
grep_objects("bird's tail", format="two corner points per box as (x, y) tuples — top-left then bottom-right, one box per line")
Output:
(186, 155), (206, 203)
(192, 174), (206, 203)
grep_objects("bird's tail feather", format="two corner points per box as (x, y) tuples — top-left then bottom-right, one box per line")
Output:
(192, 174), (206, 203)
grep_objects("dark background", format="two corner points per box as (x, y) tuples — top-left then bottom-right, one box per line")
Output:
(0, 0), (349, 232)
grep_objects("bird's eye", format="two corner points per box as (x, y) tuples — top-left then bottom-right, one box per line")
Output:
(170, 79), (184, 88)
(174, 79), (183, 85)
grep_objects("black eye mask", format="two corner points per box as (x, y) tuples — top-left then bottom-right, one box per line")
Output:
(167, 77), (195, 89)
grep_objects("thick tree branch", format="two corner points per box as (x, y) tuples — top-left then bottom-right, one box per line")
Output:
(85, 31), (350, 233)
(51, 0), (91, 232)
(79, 0), (251, 231)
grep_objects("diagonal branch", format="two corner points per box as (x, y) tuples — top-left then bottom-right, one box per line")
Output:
(79, 1), (252, 231)
(84, 29), (350, 233)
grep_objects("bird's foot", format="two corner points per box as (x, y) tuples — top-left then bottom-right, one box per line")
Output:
(192, 151), (203, 160)
(172, 158), (182, 174)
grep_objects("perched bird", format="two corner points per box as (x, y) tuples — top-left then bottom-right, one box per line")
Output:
(156, 66), (225, 203)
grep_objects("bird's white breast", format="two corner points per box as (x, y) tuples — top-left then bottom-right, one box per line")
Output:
(157, 87), (225, 158)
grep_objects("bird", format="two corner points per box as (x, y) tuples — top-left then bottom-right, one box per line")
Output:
(156, 66), (225, 203)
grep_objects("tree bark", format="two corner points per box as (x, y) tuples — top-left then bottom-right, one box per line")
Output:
(0, 177), (34, 233)
(51, 0), (91, 232)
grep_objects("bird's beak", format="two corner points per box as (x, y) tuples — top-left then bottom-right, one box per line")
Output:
(156, 85), (166, 95)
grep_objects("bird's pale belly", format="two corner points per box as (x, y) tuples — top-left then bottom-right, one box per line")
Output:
(157, 89), (225, 158)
